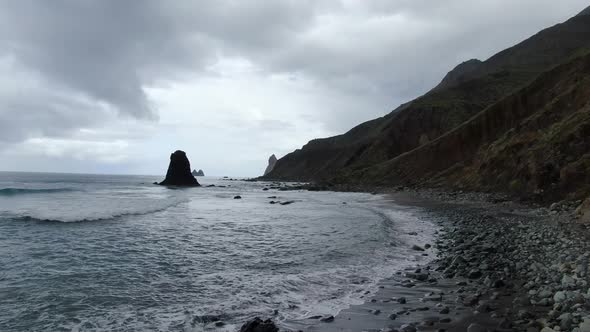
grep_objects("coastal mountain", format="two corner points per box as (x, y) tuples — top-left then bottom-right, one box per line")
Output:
(264, 154), (278, 176)
(192, 169), (205, 176)
(265, 7), (590, 202)
(348, 53), (590, 202)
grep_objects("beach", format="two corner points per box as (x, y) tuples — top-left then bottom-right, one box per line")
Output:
(279, 191), (590, 332)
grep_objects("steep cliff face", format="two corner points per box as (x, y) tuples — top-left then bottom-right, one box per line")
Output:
(266, 13), (590, 184)
(347, 54), (590, 202)
(263, 155), (278, 176)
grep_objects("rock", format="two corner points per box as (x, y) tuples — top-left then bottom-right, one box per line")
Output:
(158, 150), (200, 186)
(579, 317), (590, 332)
(192, 169), (205, 176)
(537, 289), (553, 299)
(400, 324), (417, 332)
(234, 196), (242, 199)
(492, 279), (505, 288)
(475, 301), (491, 313)
(554, 291), (567, 302)
(407, 272), (429, 281)
(562, 274), (576, 287)
(319, 315), (334, 322)
(517, 309), (533, 320)
(412, 245), (425, 251)
(467, 323), (486, 332)
(280, 201), (295, 205)
(576, 197), (590, 222)
(239, 317), (279, 332)
(558, 313), (573, 330)
(397, 297), (407, 304)
(468, 269), (483, 279)
(264, 154), (278, 176)
(388, 313), (397, 320)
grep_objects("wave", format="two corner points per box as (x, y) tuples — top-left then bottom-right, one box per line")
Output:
(0, 187), (76, 196)
(7, 198), (189, 223)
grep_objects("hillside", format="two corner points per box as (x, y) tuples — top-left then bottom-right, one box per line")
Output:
(344, 53), (590, 202)
(266, 8), (590, 190)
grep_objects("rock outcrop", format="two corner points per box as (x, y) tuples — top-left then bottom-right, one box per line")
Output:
(159, 150), (200, 186)
(239, 317), (278, 332)
(263, 154), (278, 176)
(577, 197), (590, 222)
(192, 169), (205, 176)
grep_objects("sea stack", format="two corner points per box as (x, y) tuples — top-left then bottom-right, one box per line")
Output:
(264, 154), (278, 176)
(159, 150), (200, 186)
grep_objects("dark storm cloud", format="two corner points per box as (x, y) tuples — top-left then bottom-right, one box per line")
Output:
(0, 0), (587, 149)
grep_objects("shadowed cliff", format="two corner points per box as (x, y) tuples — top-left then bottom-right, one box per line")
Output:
(264, 7), (590, 201)
(344, 53), (590, 202)
(266, 11), (590, 188)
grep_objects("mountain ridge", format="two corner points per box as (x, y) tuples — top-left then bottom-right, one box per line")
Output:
(265, 7), (590, 201)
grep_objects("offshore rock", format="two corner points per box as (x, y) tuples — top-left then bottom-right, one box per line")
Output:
(192, 169), (205, 176)
(159, 150), (200, 186)
(239, 317), (279, 332)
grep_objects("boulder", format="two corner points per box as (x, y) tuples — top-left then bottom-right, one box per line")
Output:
(239, 317), (279, 332)
(576, 197), (590, 222)
(159, 150), (200, 186)
(264, 154), (278, 176)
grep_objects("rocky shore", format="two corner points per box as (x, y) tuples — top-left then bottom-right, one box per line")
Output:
(255, 189), (590, 332)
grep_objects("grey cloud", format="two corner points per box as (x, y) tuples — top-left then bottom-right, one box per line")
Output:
(0, 0), (588, 174)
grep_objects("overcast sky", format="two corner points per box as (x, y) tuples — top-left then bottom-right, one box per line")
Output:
(0, 1), (587, 176)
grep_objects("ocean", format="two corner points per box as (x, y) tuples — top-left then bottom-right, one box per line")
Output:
(0, 172), (436, 331)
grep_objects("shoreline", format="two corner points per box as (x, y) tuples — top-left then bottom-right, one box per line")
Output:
(265, 189), (590, 332)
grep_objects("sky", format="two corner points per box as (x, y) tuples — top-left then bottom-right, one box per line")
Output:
(0, 1), (588, 177)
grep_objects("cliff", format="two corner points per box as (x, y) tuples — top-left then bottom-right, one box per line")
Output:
(344, 53), (590, 202)
(263, 154), (278, 176)
(264, 8), (590, 201)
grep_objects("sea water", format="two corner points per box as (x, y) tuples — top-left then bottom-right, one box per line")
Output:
(0, 172), (435, 331)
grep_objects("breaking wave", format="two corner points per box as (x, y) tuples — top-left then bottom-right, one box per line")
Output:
(6, 197), (189, 223)
(0, 187), (76, 196)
